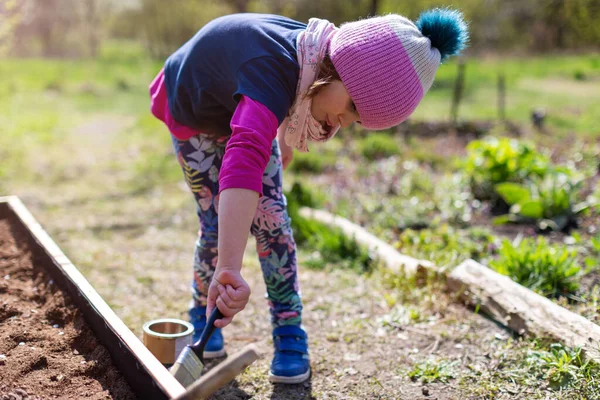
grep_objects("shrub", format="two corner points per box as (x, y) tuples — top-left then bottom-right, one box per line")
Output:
(289, 151), (333, 174)
(573, 70), (586, 81)
(358, 133), (400, 161)
(464, 137), (550, 201)
(494, 171), (591, 232)
(490, 237), (581, 298)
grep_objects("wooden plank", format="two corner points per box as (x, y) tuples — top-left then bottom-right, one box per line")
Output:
(299, 207), (437, 279)
(174, 345), (260, 400)
(0, 196), (186, 399)
(447, 259), (600, 363)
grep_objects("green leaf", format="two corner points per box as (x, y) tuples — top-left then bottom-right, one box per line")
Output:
(496, 182), (530, 205)
(584, 257), (596, 271)
(519, 200), (544, 219)
(492, 214), (516, 225)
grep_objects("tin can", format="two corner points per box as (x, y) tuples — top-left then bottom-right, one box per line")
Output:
(142, 318), (194, 366)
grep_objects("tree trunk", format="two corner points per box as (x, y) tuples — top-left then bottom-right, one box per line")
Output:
(370, 0), (378, 16)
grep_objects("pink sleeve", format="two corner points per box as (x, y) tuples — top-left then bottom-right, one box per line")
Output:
(219, 95), (280, 196)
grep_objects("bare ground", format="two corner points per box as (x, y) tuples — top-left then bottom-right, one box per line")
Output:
(4, 116), (588, 399)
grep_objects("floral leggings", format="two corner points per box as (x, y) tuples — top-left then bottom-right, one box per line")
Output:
(171, 134), (302, 328)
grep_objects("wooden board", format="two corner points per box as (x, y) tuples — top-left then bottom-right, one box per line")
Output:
(448, 259), (600, 363)
(299, 207), (437, 280)
(0, 196), (186, 399)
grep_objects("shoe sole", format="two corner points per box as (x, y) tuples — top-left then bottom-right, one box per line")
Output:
(203, 348), (226, 359)
(268, 368), (311, 384)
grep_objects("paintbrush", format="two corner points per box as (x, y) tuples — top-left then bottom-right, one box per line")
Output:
(170, 307), (223, 387)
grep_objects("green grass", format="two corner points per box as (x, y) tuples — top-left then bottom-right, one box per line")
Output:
(526, 344), (599, 390)
(357, 132), (401, 161)
(289, 150), (334, 173)
(490, 237), (582, 299)
(459, 339), (600, 398)
(408, 359), (459, 384)
(2, 41), (599, 399)
(392, 224), (497, 271)
(413, 54), (600, 136)
(0, 42), (168, 196)
(285, 182), (376, 273)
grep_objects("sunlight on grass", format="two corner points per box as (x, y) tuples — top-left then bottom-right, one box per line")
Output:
(414, 55), (600, 135)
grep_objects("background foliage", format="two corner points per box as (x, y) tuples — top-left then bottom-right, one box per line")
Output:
(2, 0), (600, 59)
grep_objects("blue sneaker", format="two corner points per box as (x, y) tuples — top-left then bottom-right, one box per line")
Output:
(189, 306), (226, 358)
(269, 325), (311, 384)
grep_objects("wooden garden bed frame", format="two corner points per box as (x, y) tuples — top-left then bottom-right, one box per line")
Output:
(0, 196), (187, 399)
(301, 206), (600, 364)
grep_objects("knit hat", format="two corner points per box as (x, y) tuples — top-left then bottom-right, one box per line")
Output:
(329, 9), (469, 130)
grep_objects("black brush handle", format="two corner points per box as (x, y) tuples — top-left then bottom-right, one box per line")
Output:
(191, 307), (223, 364)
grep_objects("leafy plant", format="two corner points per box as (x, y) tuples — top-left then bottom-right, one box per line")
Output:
(358, 133), (400, 161)
(526, 344), (599, 390)
(408, 359), (458, 383)
(285, 182), (374, 273)
(493, 171), (591, 231)
(395, 224), (497, 271)
(464, 137), (550, 202)
(289, 150), (335, 174)
(490, 237), (581, 298)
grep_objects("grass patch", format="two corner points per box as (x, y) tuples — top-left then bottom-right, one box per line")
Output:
(460, 339), (600, 398)
(408, 359), (458, 384)
(357, 133), (400, 161)
(412, 54), (600, 136)
(490, 236), (582, 299)
(289, 151), (333, 174)
(526, 344), (599, 390)
(393, 224), (497, 271)
(285, 182), (375, 273)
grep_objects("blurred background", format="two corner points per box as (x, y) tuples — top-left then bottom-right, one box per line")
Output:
(2, 0), (600, 134)
(2, 0), (600, 58)
(1, 2), (600, 398)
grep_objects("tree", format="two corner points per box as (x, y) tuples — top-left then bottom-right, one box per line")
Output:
(4, 0), (111, 57)
(136, 0), (233, 59)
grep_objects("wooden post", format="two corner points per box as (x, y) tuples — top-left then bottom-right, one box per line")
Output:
(497, 73), (506, 122)
(450, 60), (466, 127)
(370, 0), (379, 16)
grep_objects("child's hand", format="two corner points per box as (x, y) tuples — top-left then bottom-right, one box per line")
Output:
(206, 269), (251, 328)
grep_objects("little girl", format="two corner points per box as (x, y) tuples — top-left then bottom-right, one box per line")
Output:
(150, 9), (468, 383)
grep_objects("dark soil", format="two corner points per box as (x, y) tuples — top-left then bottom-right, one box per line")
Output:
(0, 214), (136, 399)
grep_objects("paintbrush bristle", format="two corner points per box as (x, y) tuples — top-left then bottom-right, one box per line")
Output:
(170, 346), (204, 388)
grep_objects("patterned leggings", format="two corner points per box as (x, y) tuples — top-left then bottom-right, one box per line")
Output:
(172, 134), (302, 328)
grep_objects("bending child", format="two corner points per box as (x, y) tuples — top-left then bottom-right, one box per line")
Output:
(150, 9), (468, 384)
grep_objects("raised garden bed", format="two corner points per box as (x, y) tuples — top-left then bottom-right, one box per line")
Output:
(0, 196), (186, 399)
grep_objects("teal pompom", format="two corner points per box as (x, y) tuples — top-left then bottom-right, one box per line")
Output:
(416, 8), (469, 61)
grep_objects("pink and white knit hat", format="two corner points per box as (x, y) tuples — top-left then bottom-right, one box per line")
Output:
(329, 9), (468, 130)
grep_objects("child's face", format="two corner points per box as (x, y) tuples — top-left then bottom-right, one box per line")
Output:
(311, 80), (361, 133)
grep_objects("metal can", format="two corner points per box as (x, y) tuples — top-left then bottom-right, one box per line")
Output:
(142, 318), (194, 367)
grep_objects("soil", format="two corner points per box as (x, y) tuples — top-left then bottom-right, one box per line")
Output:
(202, 265), (513, 400)
(0, 213), (136, 399)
